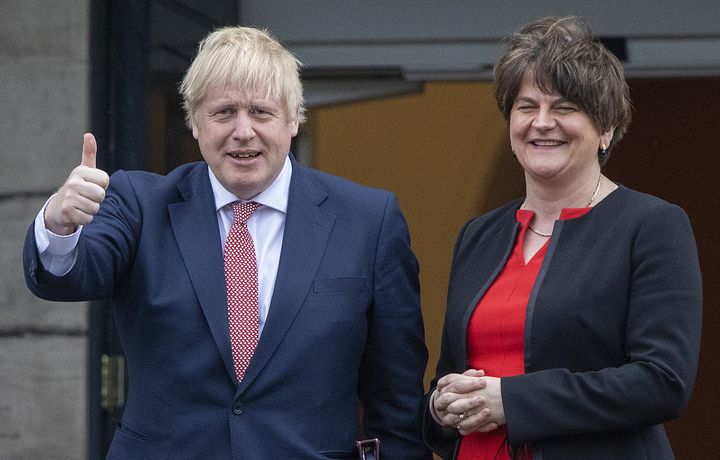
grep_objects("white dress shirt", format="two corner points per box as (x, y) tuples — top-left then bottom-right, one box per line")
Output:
(35, 156), (292, 336)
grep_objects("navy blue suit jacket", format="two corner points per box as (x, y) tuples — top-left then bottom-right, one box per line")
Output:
(25, 157), (431, 459)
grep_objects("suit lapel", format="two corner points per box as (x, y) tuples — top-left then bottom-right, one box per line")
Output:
(238, 160), (336, 391)
(169, 164), (237, 380)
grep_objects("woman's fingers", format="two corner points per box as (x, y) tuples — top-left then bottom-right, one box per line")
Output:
(457, 408), (494, 434)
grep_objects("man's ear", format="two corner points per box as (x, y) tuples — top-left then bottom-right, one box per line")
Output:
(290, 108), (300, 137)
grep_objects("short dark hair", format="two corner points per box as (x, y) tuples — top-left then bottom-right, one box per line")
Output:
(494, 16), (632, 164)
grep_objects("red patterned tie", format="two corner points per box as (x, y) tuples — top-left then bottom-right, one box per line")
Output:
(224, 201), (260, 382)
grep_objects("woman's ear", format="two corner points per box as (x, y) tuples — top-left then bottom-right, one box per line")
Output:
(601, 128), (615, 150)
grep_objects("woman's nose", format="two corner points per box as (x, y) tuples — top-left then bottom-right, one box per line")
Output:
(532, 107), (556, 130)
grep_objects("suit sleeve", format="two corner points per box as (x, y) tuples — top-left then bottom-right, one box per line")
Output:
(421, 335), (461, 460)
(421, 220), (476, 459)
(23, 170), (141, 301)
(502, 203), (703, 443)
(357, 194), (432, 460)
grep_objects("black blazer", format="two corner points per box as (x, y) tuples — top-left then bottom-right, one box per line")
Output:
(425, 186), (702, 459)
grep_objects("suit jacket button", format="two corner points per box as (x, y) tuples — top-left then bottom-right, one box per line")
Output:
(232, 402), (244, 415)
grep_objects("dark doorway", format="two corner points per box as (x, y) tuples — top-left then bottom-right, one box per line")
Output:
(604, 77), (720, 459)
(88, 1), (236, 457)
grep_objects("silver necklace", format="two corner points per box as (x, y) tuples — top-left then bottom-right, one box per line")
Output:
(527, 175), (602, 238)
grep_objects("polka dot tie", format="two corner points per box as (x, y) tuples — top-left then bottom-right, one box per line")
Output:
(224, 201), (260, 382)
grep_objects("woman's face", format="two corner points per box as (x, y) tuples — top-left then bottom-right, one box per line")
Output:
(509, 76), (613, 182)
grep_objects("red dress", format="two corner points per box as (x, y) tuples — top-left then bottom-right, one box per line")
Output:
(458, 207), (590, 460)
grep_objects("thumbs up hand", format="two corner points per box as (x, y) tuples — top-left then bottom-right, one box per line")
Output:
(44, 133), (110, 235)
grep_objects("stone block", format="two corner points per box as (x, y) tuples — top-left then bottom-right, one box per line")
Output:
(0, 335), (86, 460)
(0, 196), (87, 332)
(0, 0), (88, 61)
(0, 57), (88, 195)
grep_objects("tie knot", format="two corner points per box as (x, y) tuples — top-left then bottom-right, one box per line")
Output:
(230, 201), (260, 224)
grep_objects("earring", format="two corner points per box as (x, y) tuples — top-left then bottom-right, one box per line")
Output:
(599, 144), (608, 158)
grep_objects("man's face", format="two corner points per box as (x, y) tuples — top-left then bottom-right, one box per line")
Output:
(192, 85), (299, 199)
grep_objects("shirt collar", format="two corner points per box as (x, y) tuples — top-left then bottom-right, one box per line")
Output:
(208, 155), (292, 213)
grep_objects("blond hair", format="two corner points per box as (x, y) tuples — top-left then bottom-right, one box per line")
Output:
(180, 26), (306, 127)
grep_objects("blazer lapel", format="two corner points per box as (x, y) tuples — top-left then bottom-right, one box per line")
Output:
(238, 160), (336, 391)
(169, 164), (237, 380)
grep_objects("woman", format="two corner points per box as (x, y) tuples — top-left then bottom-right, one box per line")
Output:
(424, 16), (702, 460)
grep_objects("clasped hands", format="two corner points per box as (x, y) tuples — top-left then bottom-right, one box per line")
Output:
(431, 369), (506, 436)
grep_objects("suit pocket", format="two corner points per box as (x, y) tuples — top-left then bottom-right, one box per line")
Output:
(313, 277), (366, 293)
(115, 419), (150, 441)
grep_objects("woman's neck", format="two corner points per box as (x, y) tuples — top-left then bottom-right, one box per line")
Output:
(523, 170), (603, 220)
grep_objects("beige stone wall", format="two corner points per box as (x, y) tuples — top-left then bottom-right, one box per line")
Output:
(0, 1), (90, 458)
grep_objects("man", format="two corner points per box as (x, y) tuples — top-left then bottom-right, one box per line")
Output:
(24, 26), (430, 459)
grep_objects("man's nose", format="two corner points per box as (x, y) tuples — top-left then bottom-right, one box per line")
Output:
(232, 112), (255, 141)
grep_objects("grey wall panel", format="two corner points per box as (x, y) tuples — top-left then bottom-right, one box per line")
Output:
(239, 1), (720, 78)
(1, 1), (90, 458)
